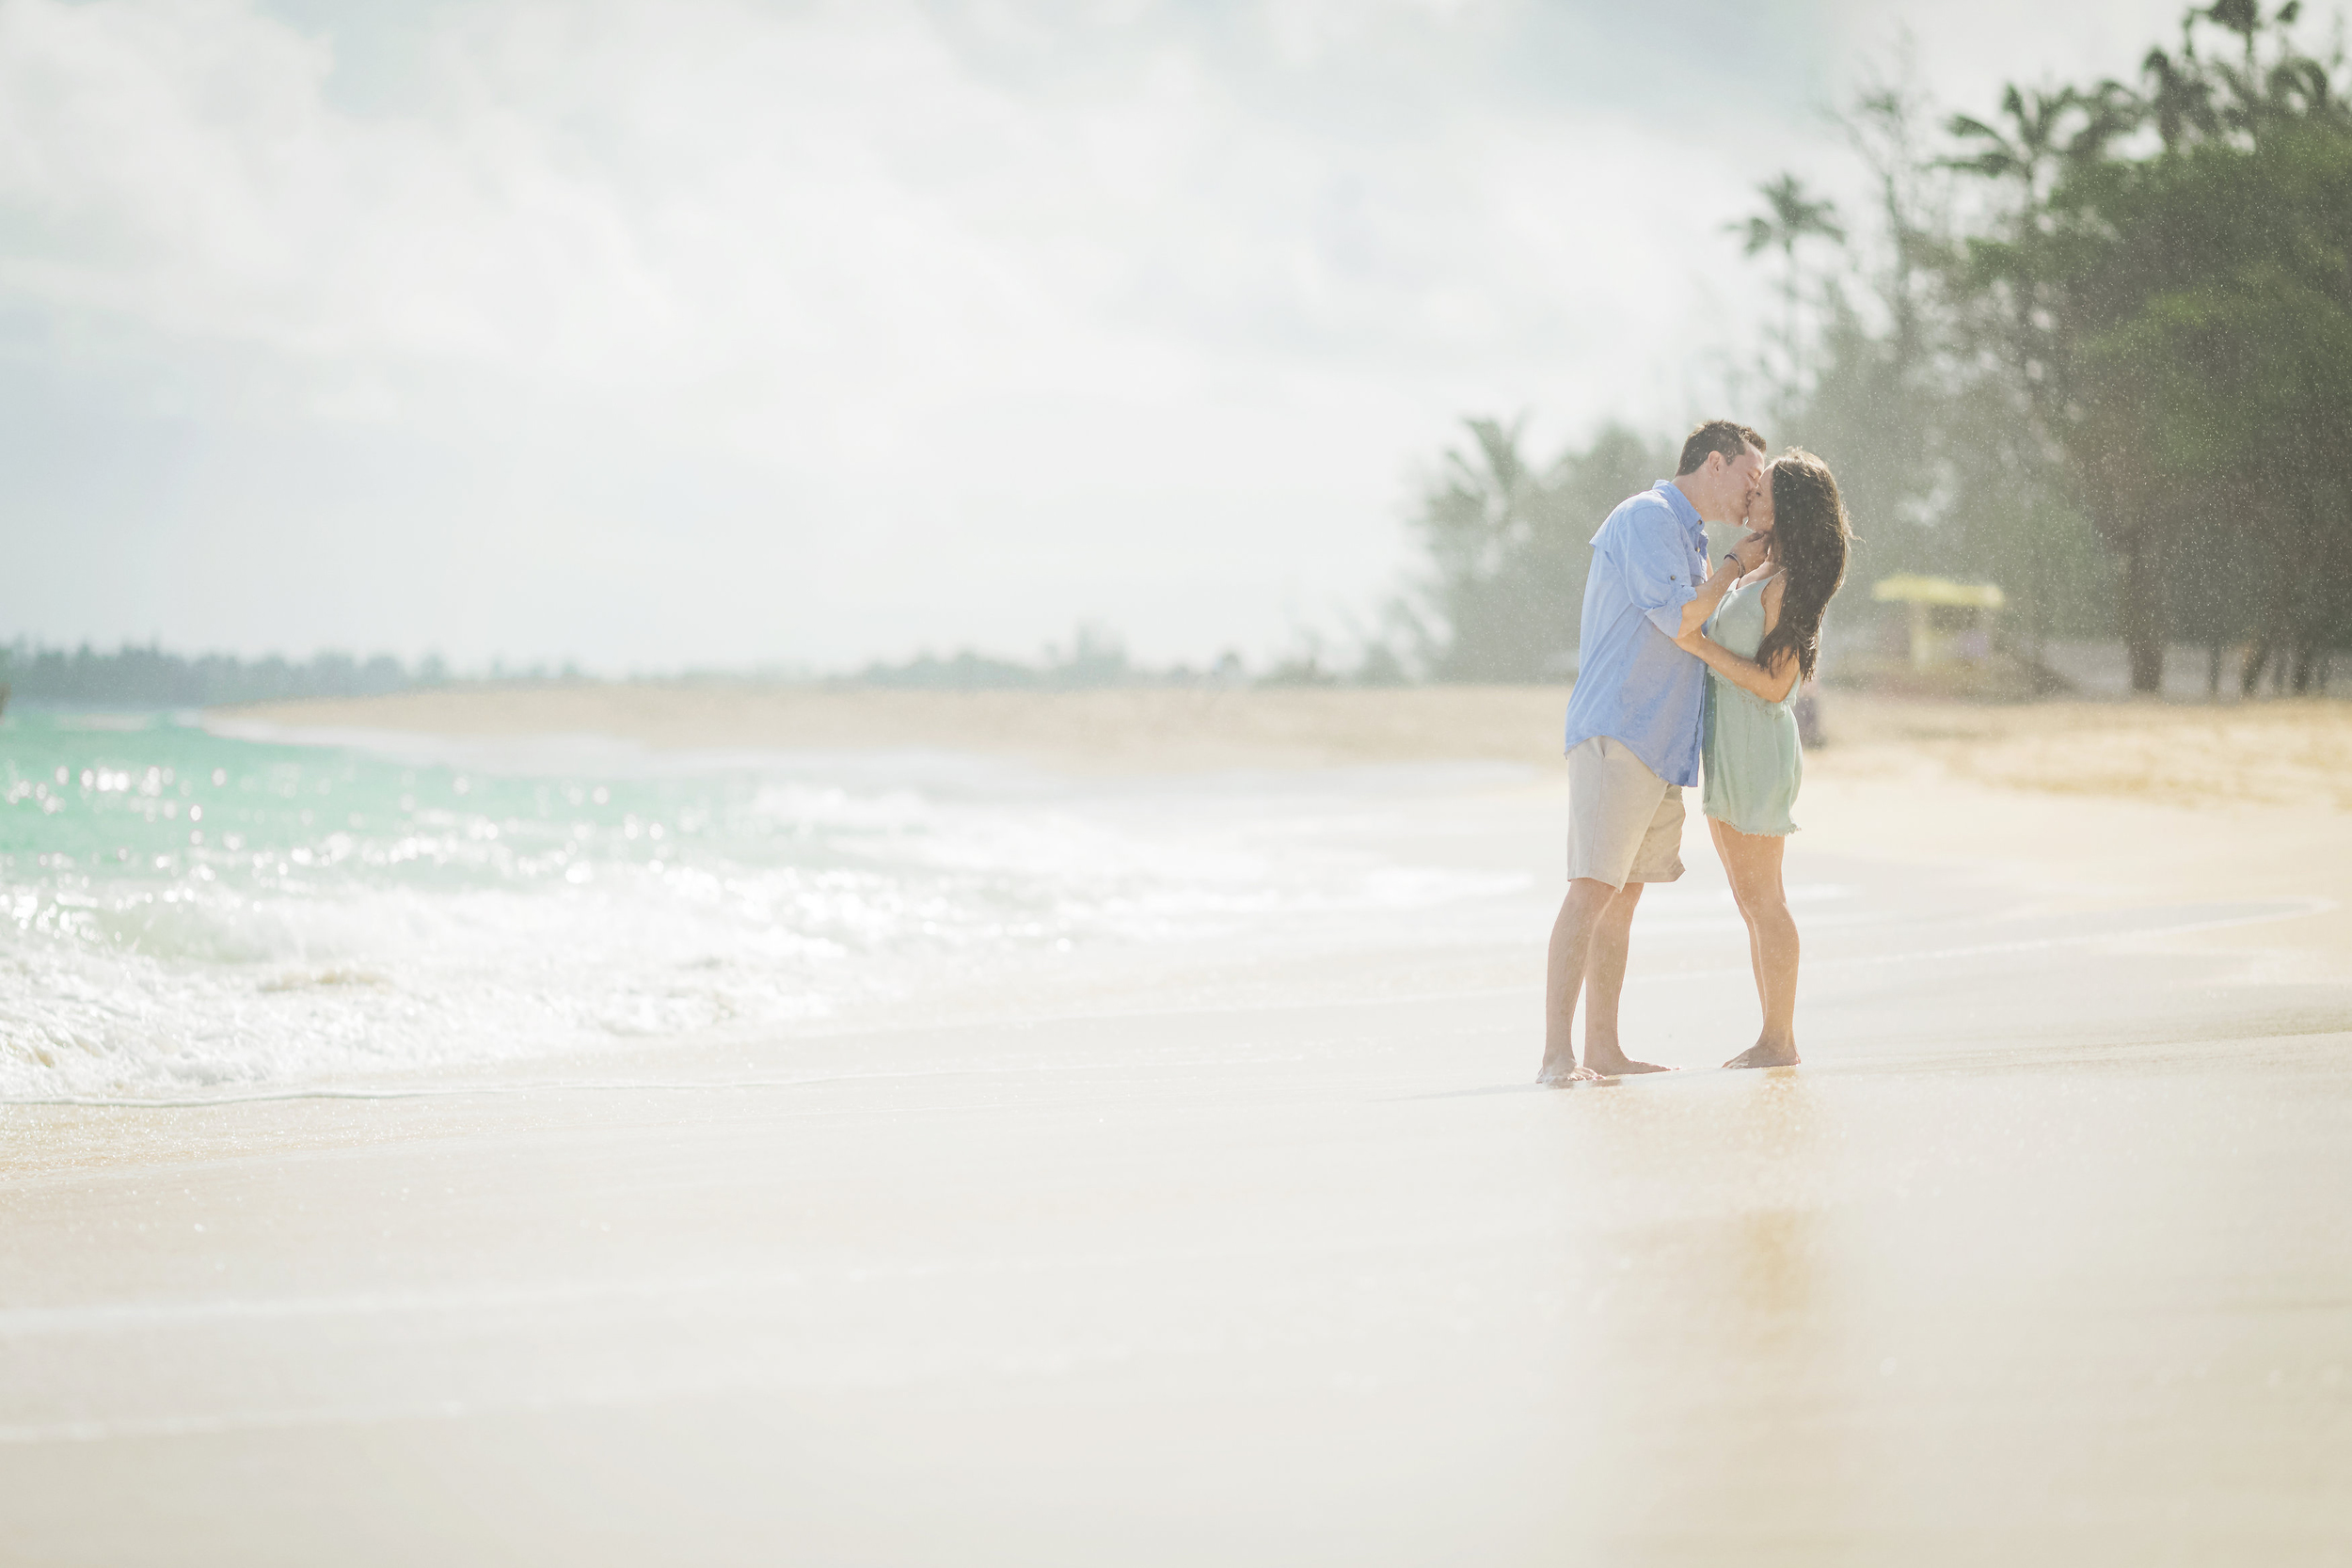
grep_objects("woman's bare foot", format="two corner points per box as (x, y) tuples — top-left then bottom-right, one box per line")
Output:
(1536, 1059), (1603, 1085)
(1722, 1042), (1799, 1069)
(1583, 1049), (1673, 1076)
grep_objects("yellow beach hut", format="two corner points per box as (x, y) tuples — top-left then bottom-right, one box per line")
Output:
(1872, 574), (2007, 669)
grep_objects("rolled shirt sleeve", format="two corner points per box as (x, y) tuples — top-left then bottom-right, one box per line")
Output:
(1618, 509), (1701, 637)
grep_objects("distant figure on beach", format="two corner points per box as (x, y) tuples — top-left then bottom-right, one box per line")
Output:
(1676, 450), (1851, 1069)
(1539, 420), (1770, 1084)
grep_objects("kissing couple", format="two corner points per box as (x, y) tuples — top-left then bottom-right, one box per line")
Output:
(1537, 420), (1852, 1085)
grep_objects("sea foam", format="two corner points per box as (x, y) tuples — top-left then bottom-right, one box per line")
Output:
(0, 713), (1531, 1098)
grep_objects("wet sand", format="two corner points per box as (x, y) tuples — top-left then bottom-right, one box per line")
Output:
(6, 688), (2351, 1563)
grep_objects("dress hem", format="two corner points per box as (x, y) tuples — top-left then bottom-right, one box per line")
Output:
(1700, 812), (1800, 838)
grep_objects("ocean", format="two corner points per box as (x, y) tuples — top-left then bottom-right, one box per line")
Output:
(0, 708), (1538, 1099)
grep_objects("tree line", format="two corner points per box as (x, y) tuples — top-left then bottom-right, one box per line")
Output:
(1, 642), (449, 707)
(0, 633), (1283, 705)
(1408, 1), (2352, 694)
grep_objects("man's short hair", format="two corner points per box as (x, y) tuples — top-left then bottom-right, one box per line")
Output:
(1677, 420), (1767, 476)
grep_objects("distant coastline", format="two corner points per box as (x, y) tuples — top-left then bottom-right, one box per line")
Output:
(0, 632), (1385, 711)
(17, 631), (2348, 715)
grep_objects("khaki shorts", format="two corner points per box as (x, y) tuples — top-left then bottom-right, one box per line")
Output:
(1565, 736), (1686, 888)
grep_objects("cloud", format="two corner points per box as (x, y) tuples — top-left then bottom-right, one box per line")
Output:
(0, 0), (2189, 666)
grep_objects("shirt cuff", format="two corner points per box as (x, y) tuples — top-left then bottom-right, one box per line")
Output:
(1644, 586), (1697, 638)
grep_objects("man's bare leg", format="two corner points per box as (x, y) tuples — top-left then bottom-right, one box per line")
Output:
(1539, 879), (1613, 1083)
(1540, 877), (1671, 1083)
(1581, 880), (1669, 1075)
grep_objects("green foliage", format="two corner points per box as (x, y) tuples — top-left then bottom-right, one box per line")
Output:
(844, 624), (1208, 689)
(1403, 3), (2352, 693)
(1727, 173), (1846, 399)
(1, 642), (439, 706)
(1772, 2), (2350, 690)
(2029, 5), (2352, 689)
(1406, 419), (1670, 682)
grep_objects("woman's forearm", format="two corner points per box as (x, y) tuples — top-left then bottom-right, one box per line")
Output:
(1675, 557), (1750, 640)
(1683, 633), (1799, 704)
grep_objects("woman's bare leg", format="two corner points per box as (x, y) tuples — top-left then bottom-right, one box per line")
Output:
(1712, 819), (1769, 1010)
(1708, 819), (1769, 1034)
(1708, 819), (1799, 1067)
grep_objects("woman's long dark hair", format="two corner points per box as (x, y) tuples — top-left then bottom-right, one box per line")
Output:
(1753, 449), (1851, 684)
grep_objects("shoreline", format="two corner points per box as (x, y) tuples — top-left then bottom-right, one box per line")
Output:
(208, 682), (2352, 974)
(215, 683), (2352, 799)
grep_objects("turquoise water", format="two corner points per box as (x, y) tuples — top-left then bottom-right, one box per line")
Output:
(0, 709), (1105, 1096)
(0, 710), (1531, 1098)
(5, 709), (680, 901)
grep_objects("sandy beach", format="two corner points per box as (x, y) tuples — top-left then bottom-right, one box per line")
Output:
(6, 686), (2351, 1564)
(226, 678), (2352, 803)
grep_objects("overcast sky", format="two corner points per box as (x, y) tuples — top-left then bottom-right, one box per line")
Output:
(0, 0), (2199, 671)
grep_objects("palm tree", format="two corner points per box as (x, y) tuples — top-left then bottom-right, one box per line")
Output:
(2068, 80), (2147, 165)
(1939, 84), (2118, 424)
(1411, 414), (1546, 680)
(1944, 85), (2077, 207)
(1727, 174), (1845, 399)
(2140, 46), (2218, 150)
(1427, 415), (1538, 578)
(2205, 0), (2313, 71)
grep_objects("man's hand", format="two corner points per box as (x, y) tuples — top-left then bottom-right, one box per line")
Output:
(1677, 530), (1774, 639)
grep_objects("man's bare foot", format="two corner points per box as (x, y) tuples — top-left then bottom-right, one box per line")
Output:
(1582, 1050), (1673, 1076)
(1723, 1042), (1800, 1069)
(1536, 1060), (1602, 1085)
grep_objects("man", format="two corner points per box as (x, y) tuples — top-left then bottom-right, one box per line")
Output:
(1537, 420), (1770, 1085)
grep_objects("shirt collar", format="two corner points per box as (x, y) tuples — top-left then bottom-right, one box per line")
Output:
(1652, 480), (1706, 541)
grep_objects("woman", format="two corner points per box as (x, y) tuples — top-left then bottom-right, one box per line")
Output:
(1675, 449), (1851, 1069)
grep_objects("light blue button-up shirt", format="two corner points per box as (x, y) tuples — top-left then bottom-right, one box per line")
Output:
(1562, 481), (1710, 787)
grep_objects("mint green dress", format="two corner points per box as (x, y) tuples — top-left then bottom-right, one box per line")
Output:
(1701, 578), (1802, 836)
